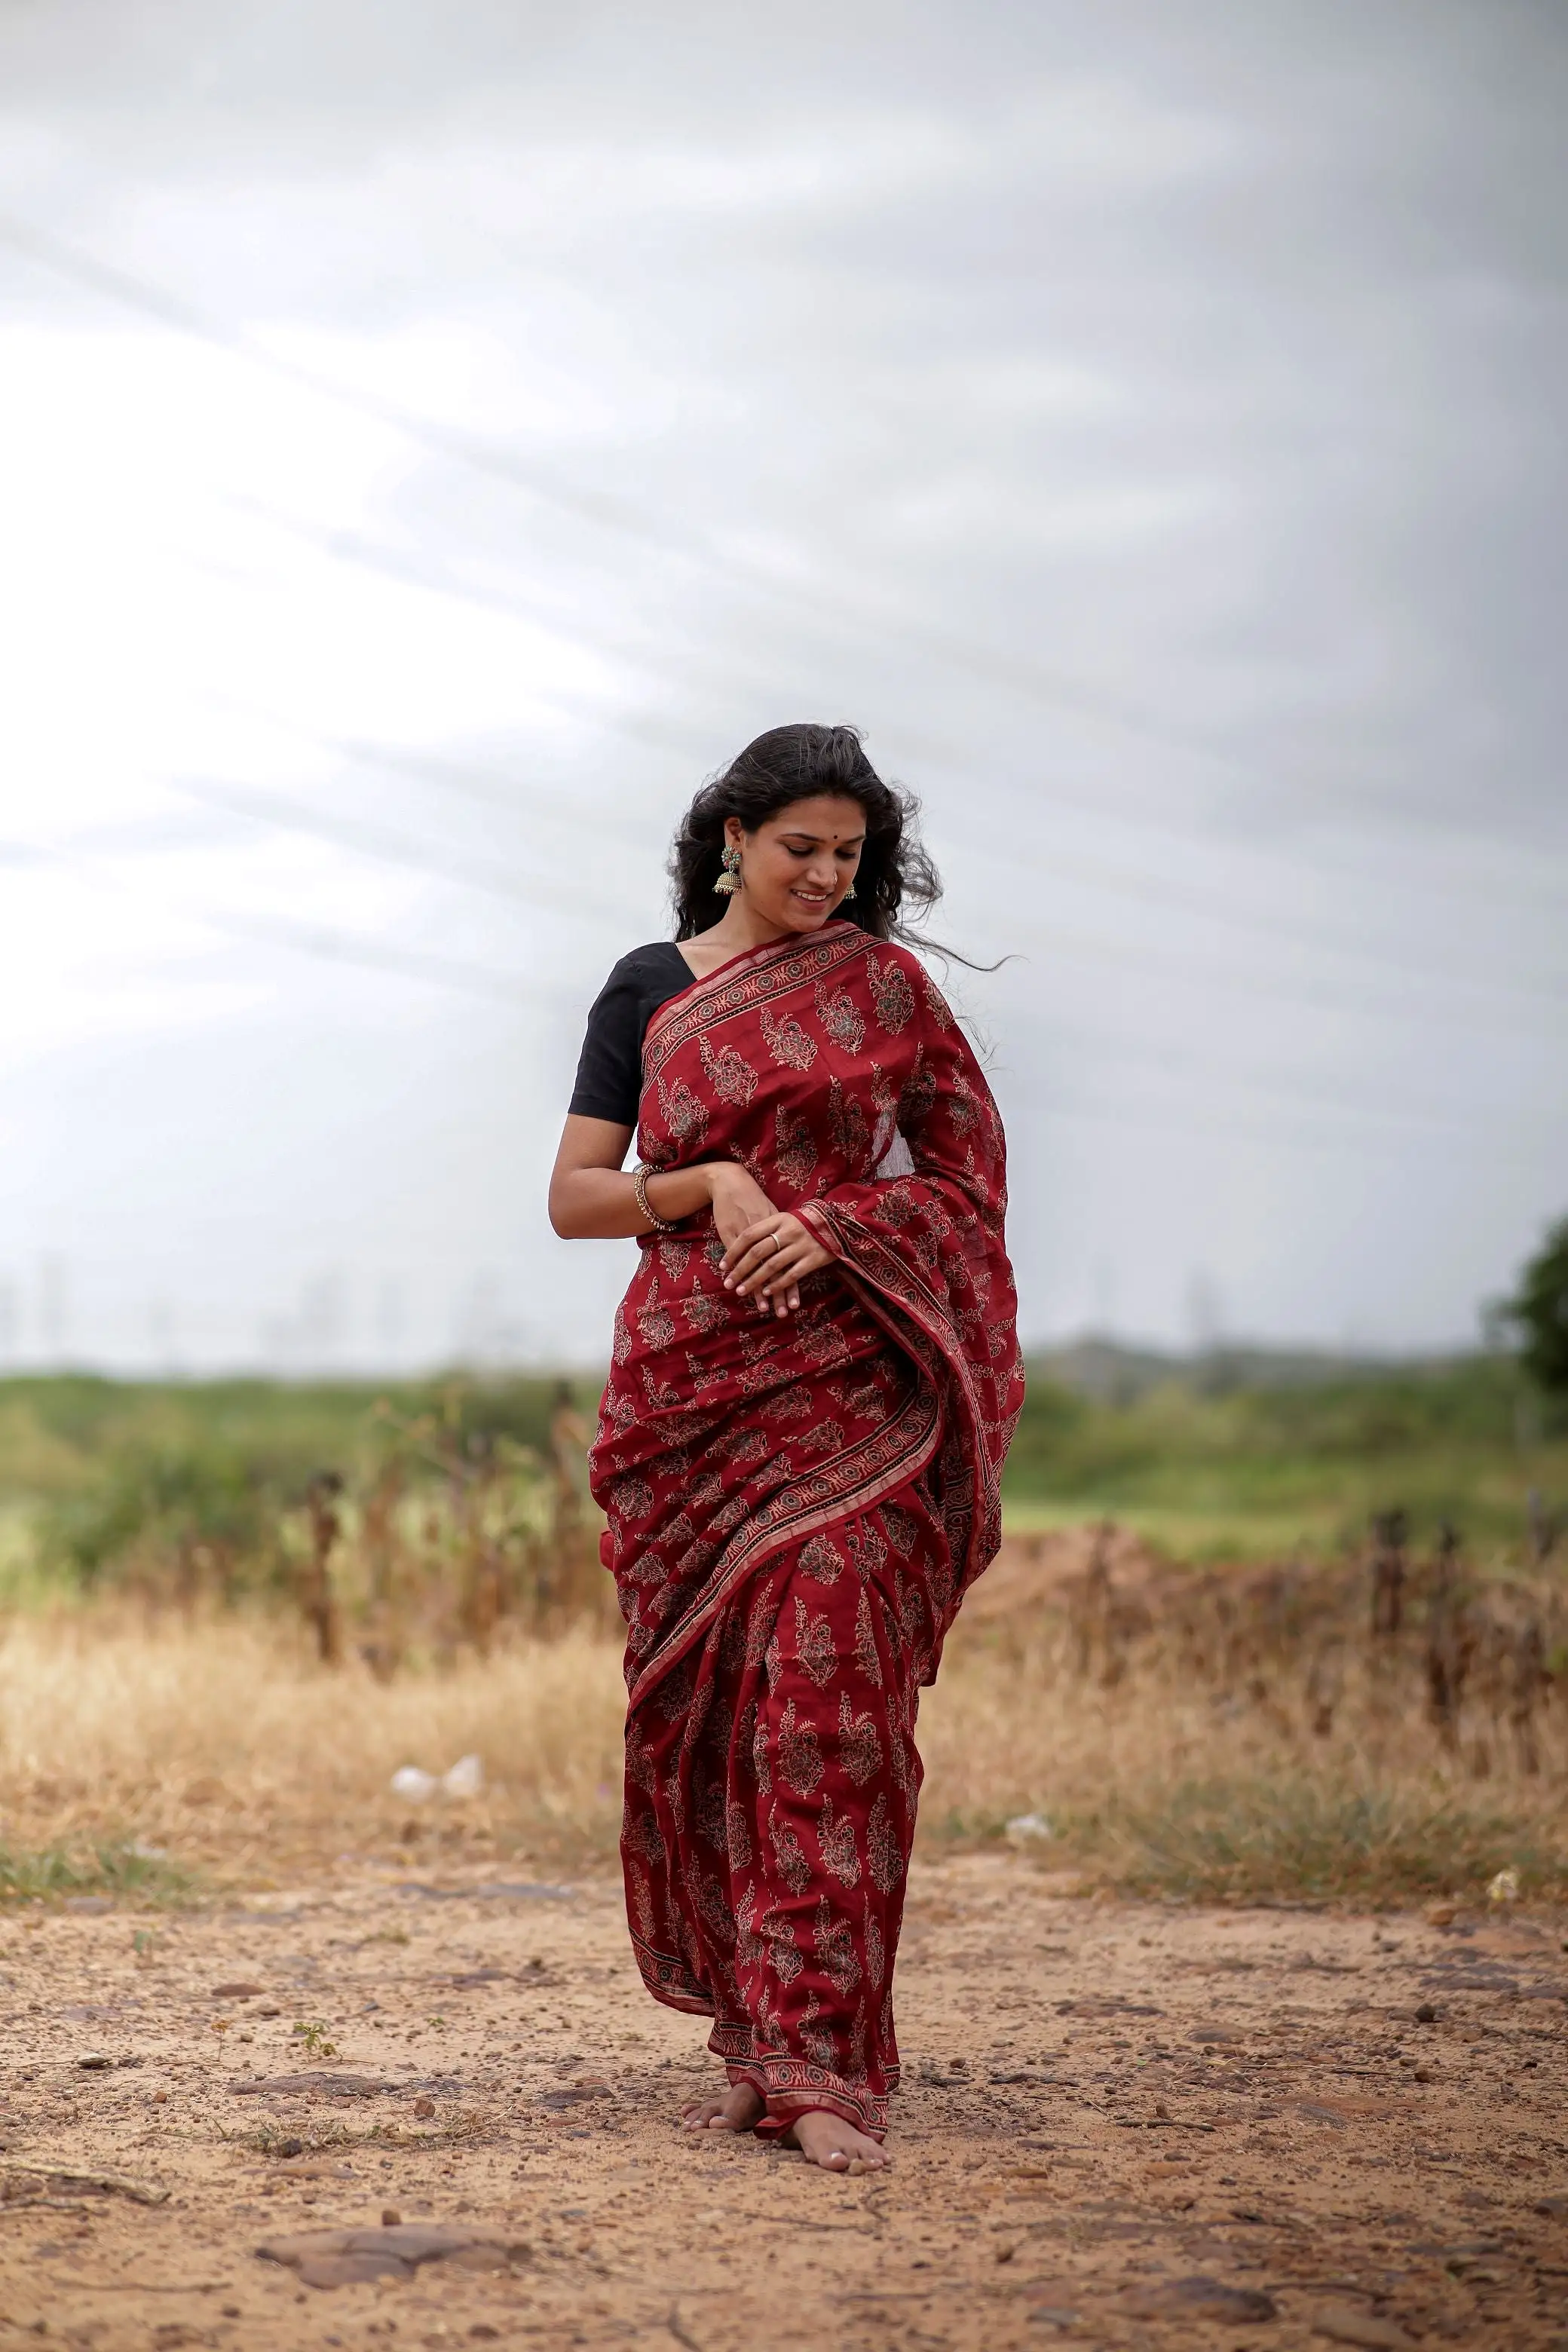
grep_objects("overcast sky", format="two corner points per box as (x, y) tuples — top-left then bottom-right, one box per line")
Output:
(0, 0), (1563, 1373)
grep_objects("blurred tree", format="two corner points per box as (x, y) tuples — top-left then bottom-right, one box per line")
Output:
(1507, 1215), (1568, 1395)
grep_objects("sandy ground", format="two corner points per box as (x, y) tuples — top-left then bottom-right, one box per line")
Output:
(1, 1860), (1564, 2351)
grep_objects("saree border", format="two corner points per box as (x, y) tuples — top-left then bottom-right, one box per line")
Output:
(625, 1377), (943, 1710)
(809, 1210), (1012, 1595)
(642, 920), (867, 1083)
(629, 1926), (716, 2016)
(751, 2064), (892, 2141)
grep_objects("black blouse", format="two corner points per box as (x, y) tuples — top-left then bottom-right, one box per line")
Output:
(568, 942), (695, 1126)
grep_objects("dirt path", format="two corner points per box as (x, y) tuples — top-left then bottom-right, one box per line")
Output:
(2, 1859), (1563, 2349)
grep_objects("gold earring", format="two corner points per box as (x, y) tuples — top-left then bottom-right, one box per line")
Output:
(841, 878), (856, 901)
(714, 844), (743, 895)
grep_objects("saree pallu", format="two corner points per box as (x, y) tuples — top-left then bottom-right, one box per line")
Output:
(589, 921), (1024, 2137)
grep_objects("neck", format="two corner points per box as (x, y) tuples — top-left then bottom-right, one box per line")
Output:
(685, 901), (847, 974)
(704, 902), (801, 955)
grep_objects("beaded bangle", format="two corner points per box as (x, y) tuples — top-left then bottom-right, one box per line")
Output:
(632, 1163), (680, 1235)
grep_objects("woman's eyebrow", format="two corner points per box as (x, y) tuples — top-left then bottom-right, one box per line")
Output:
(779, 830), (866, 845)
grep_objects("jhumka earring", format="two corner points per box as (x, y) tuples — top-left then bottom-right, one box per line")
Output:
(841, 878), (857, 900)
(714, 844), (743, 895)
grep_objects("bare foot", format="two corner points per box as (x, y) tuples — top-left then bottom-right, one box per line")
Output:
(681, 2081), (766, 2133)
(787, 2108), (889, 2172)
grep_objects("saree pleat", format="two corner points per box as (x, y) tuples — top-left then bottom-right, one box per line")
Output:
(590, 923), (1023, 2138)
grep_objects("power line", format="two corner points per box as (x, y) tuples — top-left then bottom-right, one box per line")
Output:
(992, 1003), (1552, 1142)
(163, 773), (641, 933)
(0, 828), (548, 1004)
(167, 713), (1565, 1052)
(969, 792), (1567, 1012)
(231, 651), (1568, 1016)
(5, 201), (1563, 930)
(975, 883), (1567, 1049)
(200, 905), (548, 1003)
(1012, 1083), (1551, 1171)
(6, 814), (1560, 1156)
(225, 493), (1568, 1024)
(167, 759), (1562, 1129)
(213, 500), (1568, 1040)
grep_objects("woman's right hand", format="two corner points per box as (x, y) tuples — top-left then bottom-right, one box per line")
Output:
(705, 1162), (777, 1250)
(705, 1164), (803, 1315)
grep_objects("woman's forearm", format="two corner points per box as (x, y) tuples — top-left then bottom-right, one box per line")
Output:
(549, 1160), (720, 1240)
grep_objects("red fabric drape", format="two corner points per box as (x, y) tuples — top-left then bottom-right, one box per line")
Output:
(590, 922), (1023, 2136)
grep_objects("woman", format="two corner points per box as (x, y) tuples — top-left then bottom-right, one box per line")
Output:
(549, 723), (1024, 2173)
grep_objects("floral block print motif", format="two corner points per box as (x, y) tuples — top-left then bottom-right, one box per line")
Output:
(624, 1499), (938, 2136)
(591, 923), (1024, 2139)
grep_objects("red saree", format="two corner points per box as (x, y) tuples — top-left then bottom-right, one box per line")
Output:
(588, 921), (1024, 2138)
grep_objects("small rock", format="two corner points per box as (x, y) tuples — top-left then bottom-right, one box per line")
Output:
(1425, 1903), (1457, 1928)
(1122, 2278), (1276, 2322)
(1029, 2311), (1080, 2332)
(470, 2332), (501, 2344)
(275, 2139), (305, 2159)
(1312, 2305), (1416, 2349)
(1413, 2065), (1434, 2084)
(994, 2241), (1015, 2263)
(258, 2222), (516, 2292)
(412, 2097), (436, 2119)
(1414, 2002), (1437, 2023)
(381, 2207), (401, 2228)
(77, 2054), (113, 2071)
(212, 1983), (267, 1999)
(220, 2308), (240, 2320)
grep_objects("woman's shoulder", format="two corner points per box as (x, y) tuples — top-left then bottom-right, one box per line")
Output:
(860, 934), (925, 979)
(599, 940), (689, 989)
(858, 934), (957, 1030)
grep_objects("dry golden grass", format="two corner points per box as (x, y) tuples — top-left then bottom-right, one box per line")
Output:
(0, 1606), (626, 1887)
(3, 1561), (1564, 1908)
(922, 1640), (1568, 1903)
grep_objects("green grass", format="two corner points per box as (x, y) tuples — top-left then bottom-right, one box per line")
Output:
(0, 1353), (1562, 1590)
(1002, 1352), (1568, 1561)
(0, 1371), (583, 1489)
(0, 1838), (201, 1908)
(0, 1370), (599, 1598)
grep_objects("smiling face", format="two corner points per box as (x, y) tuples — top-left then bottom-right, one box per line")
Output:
(725, 793), (865, 934)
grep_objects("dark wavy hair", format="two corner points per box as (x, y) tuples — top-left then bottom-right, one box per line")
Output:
(669, 723), (942, 943)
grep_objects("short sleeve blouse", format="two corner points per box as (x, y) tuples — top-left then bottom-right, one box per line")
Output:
(568, 942), (695, 1126)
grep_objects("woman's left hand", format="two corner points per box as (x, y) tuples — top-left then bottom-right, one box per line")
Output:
(722, 1211), (835, 1317)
